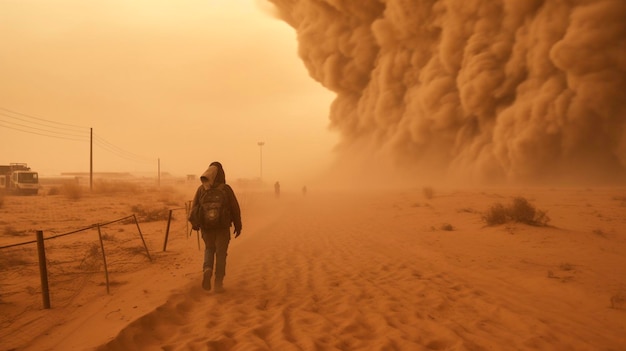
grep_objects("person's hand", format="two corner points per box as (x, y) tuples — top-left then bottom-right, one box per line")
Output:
(233, 228), (241, 238)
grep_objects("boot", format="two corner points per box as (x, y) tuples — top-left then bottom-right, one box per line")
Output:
(202, 269), (212, 291)
(214, 276), (225, 293)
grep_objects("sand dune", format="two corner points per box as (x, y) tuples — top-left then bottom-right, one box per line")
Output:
(3, 186), (626, 350)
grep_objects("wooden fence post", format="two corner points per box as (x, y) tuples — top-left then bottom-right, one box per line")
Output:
(35, 230), (51, 309)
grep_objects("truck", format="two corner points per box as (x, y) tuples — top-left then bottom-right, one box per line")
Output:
(0, 163), (39, 195)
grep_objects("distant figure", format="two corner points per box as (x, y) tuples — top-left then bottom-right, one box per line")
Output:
(189, 161), (242, 293)
(302, 186), (307, 196)
(274, 181), (280, 198)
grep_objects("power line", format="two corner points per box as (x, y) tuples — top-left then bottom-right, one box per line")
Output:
(0, 107), (89, 140)
(0, 107), (87, 129)
(0, 111), (88, 134)
(0, 120), (89, 142)
(0, 116), (90, 139)
(93, 134), (154, 164)
(1, 107), (156, 165)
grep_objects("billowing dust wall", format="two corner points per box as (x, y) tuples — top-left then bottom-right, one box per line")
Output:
(268, 0), (626, 184)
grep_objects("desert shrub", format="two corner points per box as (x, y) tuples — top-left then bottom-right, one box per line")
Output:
(610, 291), (625, 309)
(509, 197), (538, 223)
(440, 223), (454, 231)
(125, 246), (148, 257)
(157, 186), (184, 206)
(100, 232), (116, 241)
(78, 243), (102, 271)
(483, 197), (550, 226)
(592, 229), (607, 237)
(531, 209), (550, 226)
(422, 186), (434, 200)
(483, 203), (509, 225)
(62, 182), (83, 200)
(130, 204), (170, 222)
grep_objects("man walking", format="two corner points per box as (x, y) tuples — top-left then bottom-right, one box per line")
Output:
(189, 161), (242, 293)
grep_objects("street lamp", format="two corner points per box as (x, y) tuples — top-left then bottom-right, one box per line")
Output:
(257, 141), (265, 180)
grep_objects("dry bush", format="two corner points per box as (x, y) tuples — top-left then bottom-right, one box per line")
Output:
(62, 182), (83, 200)
(508, 197), (547, 224)
(100, 232), (116, 241)
(47, 186), (61, 195)
(78, 243), (102, 271)
(483, 197), (550, 226)
(157, 186), (184, 206)
(130, 204), (170, 222)
(592, 229), (607, 237)
(125, 245), (149, 257)
(440, 223), (454, 231)
(547, 270), (574, 282)
(483, 203), (508, 225)
(610, 291), (625, 309)
(422, 186), (434, 200)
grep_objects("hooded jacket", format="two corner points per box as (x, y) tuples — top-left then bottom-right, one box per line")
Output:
(191, 162), (242, 232)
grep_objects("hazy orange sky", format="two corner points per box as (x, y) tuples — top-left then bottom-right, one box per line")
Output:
(3, 0), (625, 187)
(0, 0), (337, 184)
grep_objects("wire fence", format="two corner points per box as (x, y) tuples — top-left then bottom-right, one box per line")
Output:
(0, 187), (257, 350)
(0, 205), (191, 350)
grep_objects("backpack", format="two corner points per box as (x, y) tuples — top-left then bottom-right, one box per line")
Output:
(197, 184), (230, 228)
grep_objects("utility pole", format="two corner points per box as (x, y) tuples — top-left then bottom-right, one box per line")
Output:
(257, 141), (265, 180)
(90, 128), (93, 191)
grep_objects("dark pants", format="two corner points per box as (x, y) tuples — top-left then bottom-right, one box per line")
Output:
(201, 227), (230, 280)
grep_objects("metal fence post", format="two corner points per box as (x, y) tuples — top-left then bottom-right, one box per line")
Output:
(163, 209), (173, 252)
(133, 214), (152, 261)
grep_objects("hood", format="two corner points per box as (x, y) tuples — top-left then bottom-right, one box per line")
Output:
(200, 162), (226, 189)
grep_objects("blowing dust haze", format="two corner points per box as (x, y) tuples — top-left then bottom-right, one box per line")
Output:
(267, 0), (626, 185)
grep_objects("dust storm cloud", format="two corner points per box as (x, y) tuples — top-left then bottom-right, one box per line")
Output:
(266, 0), (626, 184)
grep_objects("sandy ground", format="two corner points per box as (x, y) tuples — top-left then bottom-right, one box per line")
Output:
(1, 183), (626, 351)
